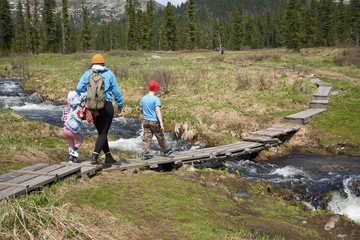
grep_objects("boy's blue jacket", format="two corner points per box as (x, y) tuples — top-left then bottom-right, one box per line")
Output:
(76, 67), (123, 109)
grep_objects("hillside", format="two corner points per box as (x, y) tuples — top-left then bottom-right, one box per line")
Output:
(175, 0), (284, 19)
(9, 0), (165, 21)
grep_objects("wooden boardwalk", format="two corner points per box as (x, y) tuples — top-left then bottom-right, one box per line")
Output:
(0, 163), (102, 200)
(0, 67), (332, 200)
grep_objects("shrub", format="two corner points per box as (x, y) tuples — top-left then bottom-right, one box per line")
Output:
(211, 55), (225, 62)
(138, 68), (174, 95)
(257, 72), (272, 90)
(233, 54), (281, 63)
(110, 62), (130, 81)
(236, 73), (252, 90)
(333, 48), (360, 68)
(73, 52), (90, 60)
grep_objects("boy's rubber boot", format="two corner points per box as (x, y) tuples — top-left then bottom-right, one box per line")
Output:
(91, 152), (99, 165)
(105, 153), (116, 164)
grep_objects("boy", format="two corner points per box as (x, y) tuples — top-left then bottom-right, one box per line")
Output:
(140, 80), (174, 160)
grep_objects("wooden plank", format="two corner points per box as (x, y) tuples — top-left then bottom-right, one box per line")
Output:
(242, 135), (279, 143)
(317, 81), (332, 87)
(314, 86), (332, 96)
(0, 165), (81, 200)
(310, 100), (328, 109)
(0, 163), (50, 182)
(230, 146), (266, 157)
(0, 187), (27, 200)
(60, 161), (102, 168)
(49, 165), (81, 179)
(80, 166), (102, 176)
(313, 86), (332, 100)
(10, 170), (58, 177)
(0, 165), (64, 192)
(266, 124), (301, 132)
(218, 142), (263, 155)
(190, 142), (248, 153)
(0, 182), (29, 188)
(248, 129), (284, 138)
(284, 109), (326, 125)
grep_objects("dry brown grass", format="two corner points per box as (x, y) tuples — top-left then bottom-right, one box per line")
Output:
(0, 196), (114, 240)
(333, 48), (360, 68)
(232, 54), (281, 63)
(107, 50), (145, 57)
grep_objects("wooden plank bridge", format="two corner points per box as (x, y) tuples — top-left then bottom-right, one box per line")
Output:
(0, 71), (332, 200)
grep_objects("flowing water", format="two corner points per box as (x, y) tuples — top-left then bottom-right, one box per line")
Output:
(0, 77), (193, 155)
(1, 77), (359, 222)
(224, 154), (360, 222)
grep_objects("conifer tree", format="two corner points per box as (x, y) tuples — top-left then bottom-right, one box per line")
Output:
(211, 18), (220, 50)
(336, 0), (349, 44)
(231, 3), (245, 50)
(304, 0), (316, 47)
(42, 0), (57, 52)
(15, 1), (26, 53)
(318, 0), (335, 46)
(176, 18), (187, 50)
(142, 0), (155, 50)
(160, 2), (176, 51)
(244, 15), (255, 48)
(62, 0), (71, 53)
(82, 0), (92, 51)
(350, 0), (360, 45)
(286, 0), (301, 52)
(31, 0), (40, 54)
(0, 0), (13, 53)
(274, 5), (287, 47)
(298, 0), (308, 46)
(126, 0), (139, 50)
(263, 10), (274, 47)
(186, 0), (197, 49)
(25, 0), (33, 53)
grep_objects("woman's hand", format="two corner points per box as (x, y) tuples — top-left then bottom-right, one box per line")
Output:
(117, 108), (123, 117)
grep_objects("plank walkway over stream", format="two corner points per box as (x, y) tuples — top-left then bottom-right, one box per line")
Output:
(0, 68), (332, 200)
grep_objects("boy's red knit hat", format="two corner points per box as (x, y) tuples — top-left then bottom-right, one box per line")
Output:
(149, 80), (160, 92)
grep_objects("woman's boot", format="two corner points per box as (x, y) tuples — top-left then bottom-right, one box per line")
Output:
(105, 152), (116, 164)
(91, 152), (99, 165)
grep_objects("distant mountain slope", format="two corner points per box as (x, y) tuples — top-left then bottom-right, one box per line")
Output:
(176, 0), (284, 19)
(9, 0), (164, 21)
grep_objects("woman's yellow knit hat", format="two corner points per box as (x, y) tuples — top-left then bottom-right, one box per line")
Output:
(92, 54), (105, 64)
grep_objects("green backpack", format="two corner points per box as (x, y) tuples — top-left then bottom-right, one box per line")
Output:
(86, 70), (106, 110)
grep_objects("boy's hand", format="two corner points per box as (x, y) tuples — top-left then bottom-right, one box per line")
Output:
(117, 108), (123, 117)
(160, 123), (164, 131)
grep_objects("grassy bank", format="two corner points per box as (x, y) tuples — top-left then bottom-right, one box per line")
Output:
(2, 169), (359, 239)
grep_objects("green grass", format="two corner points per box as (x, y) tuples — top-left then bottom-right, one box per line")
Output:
(61, 169), (352, 239)
(308, 77), (360, 154)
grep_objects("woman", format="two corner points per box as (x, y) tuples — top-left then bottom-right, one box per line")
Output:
(77, 54), (123, 165)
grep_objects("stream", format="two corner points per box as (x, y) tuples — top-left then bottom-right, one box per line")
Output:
(1, 77), (359, 223)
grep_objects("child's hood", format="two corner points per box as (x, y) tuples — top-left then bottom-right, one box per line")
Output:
(91, 65), (108, 73)
(68, 94), (81, 108)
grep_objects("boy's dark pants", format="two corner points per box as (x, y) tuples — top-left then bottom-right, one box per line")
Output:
(142, 119), (170, 154)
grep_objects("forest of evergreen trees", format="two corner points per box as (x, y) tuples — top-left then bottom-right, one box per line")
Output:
(0, 0), (359, 55)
